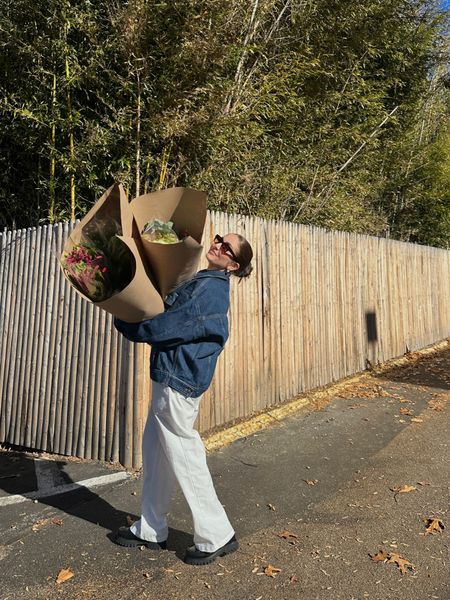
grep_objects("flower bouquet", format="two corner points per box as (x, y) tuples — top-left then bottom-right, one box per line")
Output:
(131, 187), (206, 298)
(60, 183), (207, 322)
(61, 223), (134, 303)
(60, 183), (164, 322)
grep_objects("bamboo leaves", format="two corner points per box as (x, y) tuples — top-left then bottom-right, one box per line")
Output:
(0, 0), (448, 247)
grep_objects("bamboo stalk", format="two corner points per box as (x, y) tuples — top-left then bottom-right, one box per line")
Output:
(260, 219), (270, 398)
(26, 226), (45, 447)
(47, 224), (66, 452)
(64, 18), (76, 221)
(123, 339), (134, 468)
(57, 222), (74, 453)
(90, 307), (105, 459)
(0, 229), (15, 440)
(106, 323), (119, 462)
(4, 229), (25, 443)
(223, 0), (260, 114)
(135, 68), (142, 197)
(73, 298), (90, 456)
(13, 228), (33, 445)
(28, 225), (50, 446)
(22, 226), (41, 446)
(49, 72), (57, 223)
(65, 264), (83, 455)
(99, 313), (113, 461)
(133, 339), (143, 468)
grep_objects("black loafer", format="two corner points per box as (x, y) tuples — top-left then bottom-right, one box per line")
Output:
(183, 535), (239, 565)
(114, 526), (167, 550)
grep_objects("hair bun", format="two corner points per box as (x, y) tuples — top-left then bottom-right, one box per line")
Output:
(235, 263), (253, 279)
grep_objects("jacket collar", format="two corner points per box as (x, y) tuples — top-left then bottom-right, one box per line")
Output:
(194, 269), (230, 281)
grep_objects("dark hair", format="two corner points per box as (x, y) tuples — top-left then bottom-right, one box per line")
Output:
(232, 234), (253, 279)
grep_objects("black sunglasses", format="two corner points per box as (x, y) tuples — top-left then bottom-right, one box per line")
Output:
(214, 234), (239, 263)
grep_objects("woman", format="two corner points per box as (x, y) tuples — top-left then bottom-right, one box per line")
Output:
(113, 233), (253, 565)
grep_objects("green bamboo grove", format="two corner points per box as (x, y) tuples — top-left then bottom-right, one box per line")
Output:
(0, 0), (449, 247)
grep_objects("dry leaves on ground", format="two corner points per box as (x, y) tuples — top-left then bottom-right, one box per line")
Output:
(276, 530), (299, 543)
(390, 484), (417, 494)
(390, 484), (417, 502)
(55, 568), (74, 584)
(303, 479), (318, 486)
(262, 564), (282, 577)
(339, 384), (391, 399)
(369, 549), (415, 574)
(32, 517), (63, 531)
(424, 518), (445, 535)
(427, 399), (444, 411)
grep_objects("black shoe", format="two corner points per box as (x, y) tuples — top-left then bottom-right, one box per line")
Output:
(114, 526), (167, 550)
(183, 535), (238, 565)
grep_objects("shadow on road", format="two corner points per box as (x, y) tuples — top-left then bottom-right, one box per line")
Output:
(372, 344), (450, 391)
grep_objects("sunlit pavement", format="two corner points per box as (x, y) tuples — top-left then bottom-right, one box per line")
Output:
(0, 344), (449, 600)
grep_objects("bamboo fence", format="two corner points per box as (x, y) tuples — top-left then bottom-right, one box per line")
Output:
(0, 213), (449, 468)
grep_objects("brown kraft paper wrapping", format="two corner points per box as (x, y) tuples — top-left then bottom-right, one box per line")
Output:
(61, 182), (164, 322)
(130, 187), (207, 299)
(61, 184), (207, 322)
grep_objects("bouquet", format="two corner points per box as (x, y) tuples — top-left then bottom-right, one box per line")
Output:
(61, 183), (206, 322)
(61, 221), (134, 303)
(142, 219), (180, 244)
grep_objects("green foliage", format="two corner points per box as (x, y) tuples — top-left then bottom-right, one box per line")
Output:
(0, 0), (448, 247)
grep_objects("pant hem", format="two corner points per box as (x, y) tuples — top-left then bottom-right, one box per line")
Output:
(194, 529), (235, 553)
(130, 522), (167, 544)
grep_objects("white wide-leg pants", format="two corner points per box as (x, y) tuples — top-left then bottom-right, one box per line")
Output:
(130, 381), (235, 553)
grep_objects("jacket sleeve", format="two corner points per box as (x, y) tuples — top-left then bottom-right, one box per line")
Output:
(114, 281), (229, 347)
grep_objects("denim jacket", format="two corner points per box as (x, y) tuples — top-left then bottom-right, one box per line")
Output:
(114, 269), (230, 397)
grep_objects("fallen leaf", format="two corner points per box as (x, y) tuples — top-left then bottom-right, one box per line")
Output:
(410, 418), (423, 423)
(387, 552), (415, 574)
(427, 400), (444, 411)
(277, 530), (299, 541)
(52, 518), (63, 526)
(267, 503), (276, 511)
(303, 479), (318, 486)
(390, 485), (417, 494)
(55, 568), (74, 584)
(32, 518), (50, 531)
(369, 549), (389, 562)
(264, 564), (282, 577)
(369, 550), (415, 574)
(399, 408), (413, 415)
(339, 384), (390, 399)
(424, 518), (445, 535)
(289, 574), (298, 584)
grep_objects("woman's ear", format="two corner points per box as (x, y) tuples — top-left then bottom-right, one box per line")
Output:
(226, 260), (240, 273)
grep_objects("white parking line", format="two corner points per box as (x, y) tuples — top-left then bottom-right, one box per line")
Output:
(0, 471), (130, 507)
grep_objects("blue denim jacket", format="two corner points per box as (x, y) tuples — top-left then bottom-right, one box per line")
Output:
(114, 269), (230, 397)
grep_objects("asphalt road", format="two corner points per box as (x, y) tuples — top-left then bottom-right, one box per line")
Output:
(0, 344), (449, 600)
